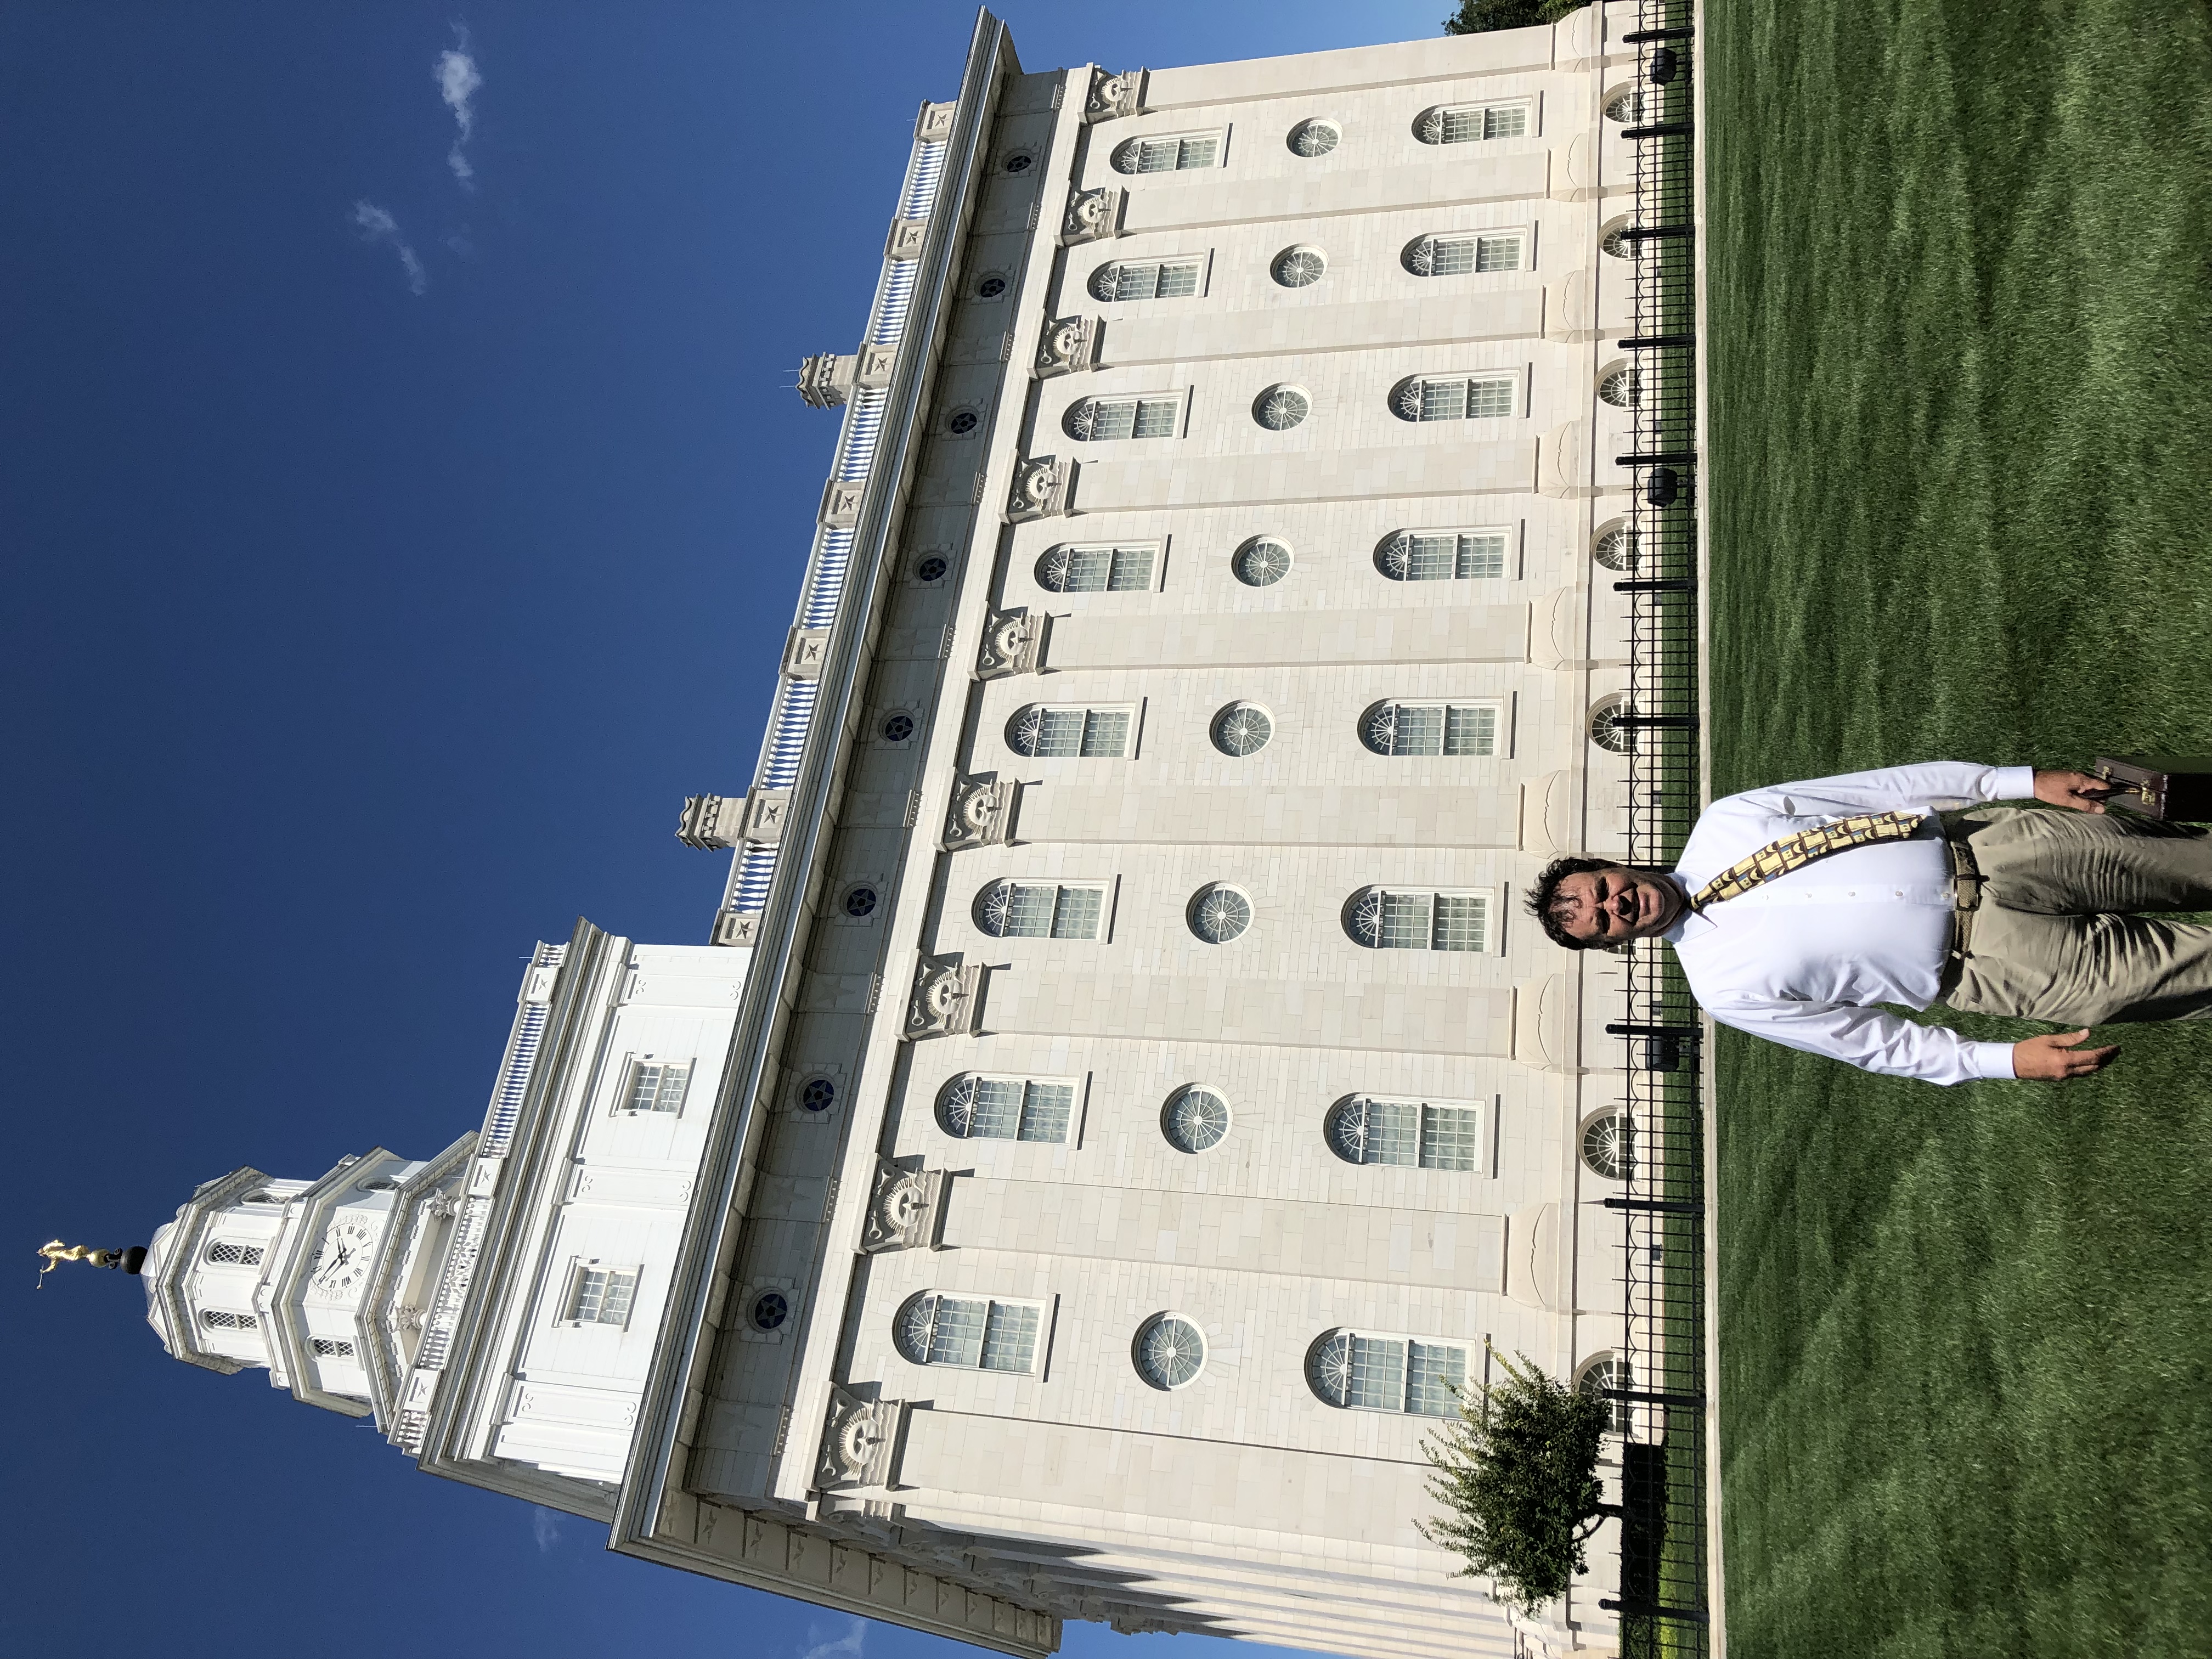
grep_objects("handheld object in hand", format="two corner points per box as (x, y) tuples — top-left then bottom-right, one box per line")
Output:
(2091, 756), (2212, 822)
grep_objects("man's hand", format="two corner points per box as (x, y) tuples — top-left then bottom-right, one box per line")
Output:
(2034, 769), (2119, 813)
(2013, 1028), (2119, 1081)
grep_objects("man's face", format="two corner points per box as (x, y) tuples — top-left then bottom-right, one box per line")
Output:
(1549, 865), (1686, 945)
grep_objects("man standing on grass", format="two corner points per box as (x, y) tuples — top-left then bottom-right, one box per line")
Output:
(1527, 762), (2212, 1084)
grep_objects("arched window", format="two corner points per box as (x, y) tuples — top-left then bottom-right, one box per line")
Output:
(1401, 233), (1523, 276)
(1593, 522), (1638, 571)
(206, 1241), (264, 1267)
(1361, 701), (1501, 757)
(1391, 373), (1516, 422)
(1577, 1353), (1632, 1433)
(1416, 103), (1530, 144)
(1112, 132), (1221, 174)
(1135, 1314), (1207, 1388)
(936, 1074), (1076, 1142)
(1600, 217), (1638, 259)
(1598, 362), (1639, 408)
(1065, 394), (1180, 441)
(1307, 1330), (1466, 1414)
(1345, 887), (1491, 952)
(1589, 693), (1638, 754)
(1375, 528), (1508, 582)
(1580, 1112), (1635, 1180)
(896, 1293), (1042, 1372)
(201, 1309), (258, 1331)
(1089, 257), (1203, 302)
(975, 881), (1107, 940)
(1008, 704), (1132, 758)
(1325, 1096), (1482, 1170)
(1037, 544), (1155, 592)
(309, 1337), (356, 1359)
(1604, 87), (1645, 124)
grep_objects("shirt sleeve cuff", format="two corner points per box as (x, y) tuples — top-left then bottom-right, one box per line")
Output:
(1965, 1040), (2018, 1081)
(1988, 765), (2038, 802)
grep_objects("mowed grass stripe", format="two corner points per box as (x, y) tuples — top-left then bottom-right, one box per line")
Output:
(1705, 0), (2212, 1654)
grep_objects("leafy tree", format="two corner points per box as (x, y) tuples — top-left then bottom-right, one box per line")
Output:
(1418, 1348), (1615, 1613)
(1442, 0), (1587, 33)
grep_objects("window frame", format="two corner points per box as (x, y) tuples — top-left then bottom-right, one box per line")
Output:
(1063, 389), (1190, 443)
(1415, 100), (1537, 145)
(1391, 371), (1522, 423)
(974, 878), (1115, 943)
(1403, 228), (1530, 278)
(1111, 127), (1230, 175)
(1006, 702), (1140, 760)
(935, 1071), (1084, 1144)
(1344, 885), (1498, 953)
(896, 1291), (1049, 1375)
(309, 1336), (357, 1359)
(1358, 698), (1509, 759)
(1306, 1328), (1471, 1415)
(558, 1259), (642, 1331)
(1374, 525), (1516, 582)
(205, 1240), (266, 1268)
(614, 1054), (695, 1117)
(1087, 253), (1211, 303)
(1034, 541), (1165, 595)
(1324, 1093), (1488, 1171)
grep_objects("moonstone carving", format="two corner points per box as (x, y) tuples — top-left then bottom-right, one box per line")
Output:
(861, 1159), (946, 1253)
(973, 607), (1047, 679)
(1060, 185), (1122, 246)
(1082, 67), (1146, 122)
(817, 1385), (901, 1490)
(941, 773), (1016, 851)
(1033, 314), (1099, 378)
(904, 953), (984, 1040)
(1003, 454), (1073, 522)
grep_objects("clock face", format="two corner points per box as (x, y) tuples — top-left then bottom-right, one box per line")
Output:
(308, 1215), (380, 1299)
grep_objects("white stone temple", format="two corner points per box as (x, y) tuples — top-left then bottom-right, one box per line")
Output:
(122, 8), (1667, 1656)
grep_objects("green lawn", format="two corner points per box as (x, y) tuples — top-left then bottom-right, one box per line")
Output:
(1703, 2), (2212, 1654)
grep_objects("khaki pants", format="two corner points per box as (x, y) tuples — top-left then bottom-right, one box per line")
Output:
(1944, 808), (2212, 1025)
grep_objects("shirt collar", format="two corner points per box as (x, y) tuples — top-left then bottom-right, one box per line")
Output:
(1660, 873), (1703, 946)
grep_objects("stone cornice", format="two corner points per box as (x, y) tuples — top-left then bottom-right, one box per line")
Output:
(613, 4), (1014, 1568)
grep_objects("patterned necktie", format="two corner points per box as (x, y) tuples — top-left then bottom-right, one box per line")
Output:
(1690, 810), (1929, 912)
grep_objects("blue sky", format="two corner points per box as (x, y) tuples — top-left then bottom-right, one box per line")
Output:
(4, 3), (1451, 1655)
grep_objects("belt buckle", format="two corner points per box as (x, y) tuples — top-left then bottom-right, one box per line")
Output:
(1953, 872), (1983, 912)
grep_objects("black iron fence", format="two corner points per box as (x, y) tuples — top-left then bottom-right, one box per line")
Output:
(1601, 2), (1711, 1655)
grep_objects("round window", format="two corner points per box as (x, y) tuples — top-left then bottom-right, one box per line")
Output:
(882, 712), (916, 743)
(1135, 1314), (1207, 1389)
(751, 1291), (789, 1331)
(1211, 703), (1272, 757)
(1287, 120), (1340, 159)
(1003, 151), (1035, 174)
(357, 1178), (399, 1193)
(1232, 537), (1293, 586)
(1188, 884), (1252, 944)
(977, 273), (1008, 300)
(1271, 246), (1326, 289)
(844, 886), (879, 919)
(1581, 1112), (1635, 1180)
(947, 408), (980, 436)
(916, 555), (949, 583)
(799, 1077), (837, 1113)
(1254, 384), (1311, 430)
(1162, 1086), (1231, 1153)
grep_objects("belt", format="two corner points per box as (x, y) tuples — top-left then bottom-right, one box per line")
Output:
(1939, 835), (1983, 997)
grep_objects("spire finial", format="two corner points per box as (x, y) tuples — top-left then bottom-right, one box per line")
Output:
(36, 1240), (145, 1286)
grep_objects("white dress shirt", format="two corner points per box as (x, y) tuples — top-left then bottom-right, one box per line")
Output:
(1663, 761), (2038, 1085)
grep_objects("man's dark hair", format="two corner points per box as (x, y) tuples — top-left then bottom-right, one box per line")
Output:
(1525, 856), (1624, 951)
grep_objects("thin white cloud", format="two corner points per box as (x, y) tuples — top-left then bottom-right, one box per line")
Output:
(532, 1506), (563, 1552)
(351, 199), (427, 295)
(797, 1621), (866, 1659)
(437, 25), (482, 188)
